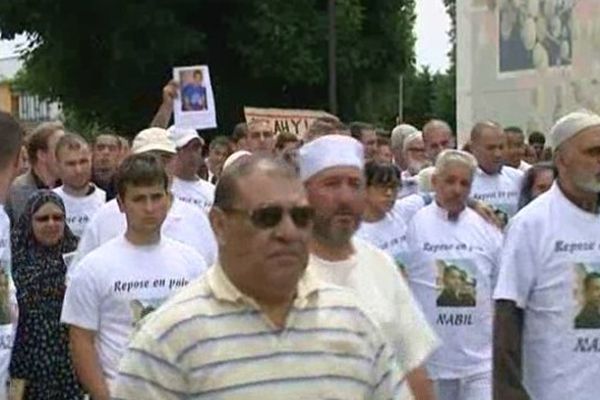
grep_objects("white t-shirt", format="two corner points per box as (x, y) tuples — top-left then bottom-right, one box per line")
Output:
(72, 198), (217, 271)
(405, 203), (502, 379)
(309, 238), (439, 375)
(356, 194), (425, 271)
(170, 177), (215, 213)
(398, 170), (420, 199)
(494, 183), (600, 400)
(470, 166), (523, 218)
(0, 207), (13, 400)
(53, 185), (106, 237)
(61, 235), (208, 382)
(519, 160), (532, 172)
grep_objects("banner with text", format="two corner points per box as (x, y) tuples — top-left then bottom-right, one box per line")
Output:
(244, 107), (335, 138)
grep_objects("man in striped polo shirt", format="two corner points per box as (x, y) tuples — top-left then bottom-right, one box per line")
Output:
(113, 155), (408, 399)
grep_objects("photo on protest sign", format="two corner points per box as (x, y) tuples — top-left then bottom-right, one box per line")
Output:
(173, 65), (217, 130)
(573, 263), (600, 330)
(498, 0), (573, 73)
(435, 259), (477, 308)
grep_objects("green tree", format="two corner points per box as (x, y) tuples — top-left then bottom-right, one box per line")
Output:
(0, 0), (416, 136)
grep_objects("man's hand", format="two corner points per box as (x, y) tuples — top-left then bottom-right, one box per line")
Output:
(150, 80), (179, 128)
(161, 80), (179, 106)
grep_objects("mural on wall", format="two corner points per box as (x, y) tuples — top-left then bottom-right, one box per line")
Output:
(457, 0), (600, 146)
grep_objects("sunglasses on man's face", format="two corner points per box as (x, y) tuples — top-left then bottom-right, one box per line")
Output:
(222, 205), (314, 229)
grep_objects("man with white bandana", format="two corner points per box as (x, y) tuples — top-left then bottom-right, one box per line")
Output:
(494, 110), (600, 400)
(299, 135), (439, 400)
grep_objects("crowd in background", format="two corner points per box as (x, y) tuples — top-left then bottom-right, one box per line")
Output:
(0, 79), (598, 400)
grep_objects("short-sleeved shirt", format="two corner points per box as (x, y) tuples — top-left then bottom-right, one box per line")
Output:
(53, 185), (106, 237)
(112, 265), (408, 399)
(61, 236), (208, 381)
(170, 177), (215, 213)
(0, 206), (15, 398)
(405, 203), (502, 379)
(356, 194), (425, 271)
(494, 183), (600, 400)
(309, 239), (439, 376)
(470, 166), (524, 218)
(71, 198), (217, 271)
(181, 84), (207, 111)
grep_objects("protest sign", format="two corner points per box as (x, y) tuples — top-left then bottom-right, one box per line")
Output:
(173, 65), (217, 130)
(244, 107), (335, 138)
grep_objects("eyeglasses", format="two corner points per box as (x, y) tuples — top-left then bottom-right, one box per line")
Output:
(222, 205), (314, 229)
(33, 214), (65, 223)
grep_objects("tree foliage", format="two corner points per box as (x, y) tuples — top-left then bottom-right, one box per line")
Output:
(0, 0), (416, 135)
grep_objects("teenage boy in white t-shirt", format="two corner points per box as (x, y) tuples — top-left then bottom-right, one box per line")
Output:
(61, 153), (208, 400)
(168, 126), (215, 213)
(0, 112), (23, 400)
(469, 121), (523, 221)
(494, 110), (600, 400)
(53, 133), (106, 237)
(72, 128), (217, 269)
(405, 150), (502, 400)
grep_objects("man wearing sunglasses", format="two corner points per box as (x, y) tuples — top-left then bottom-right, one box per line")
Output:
(299, 134), (439, 400)
(112, 155), (408, 399)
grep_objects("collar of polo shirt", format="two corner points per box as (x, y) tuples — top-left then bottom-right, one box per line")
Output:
(207, 264), (325, 308)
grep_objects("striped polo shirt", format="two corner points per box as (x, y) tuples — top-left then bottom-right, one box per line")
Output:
(112, 264), (408, 400)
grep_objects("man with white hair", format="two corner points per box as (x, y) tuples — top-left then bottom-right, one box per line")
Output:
(494, 110), (600, 400)
(299, 135), (439, 400)
(391, 124), (419, 170)
(469, 121), (524, 221)
(168, 126), (215, 213)
(72, 128), (217, 269)
(422, 119), (454, 163)
(405, 149), (502, 400)
(399, 131), (431, 198)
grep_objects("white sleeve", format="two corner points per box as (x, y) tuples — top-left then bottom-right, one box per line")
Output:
(493, 218), (538, 308)
(195, 212), (217, 266)
(70, 215), (102, 275)
(61, 262), (102, 331)
(396, 194), (426, 224)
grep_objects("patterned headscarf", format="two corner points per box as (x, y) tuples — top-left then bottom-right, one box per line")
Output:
(11, 190), (78, 286)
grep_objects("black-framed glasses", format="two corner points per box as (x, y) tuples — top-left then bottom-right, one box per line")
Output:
(222, 205), (314, 229)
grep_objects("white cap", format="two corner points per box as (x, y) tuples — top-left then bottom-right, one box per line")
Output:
(402, 131), (423, 152)
(222, 150), (252, 171)
(167, 126), (202, 149)
(131, 128), (177, 155)
(391, 124), (418, 149)
(550, 110), (600, 151)
(298, 134), (364, 182)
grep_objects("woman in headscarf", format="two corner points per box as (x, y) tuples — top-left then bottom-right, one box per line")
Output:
(9, 190), (83, 399)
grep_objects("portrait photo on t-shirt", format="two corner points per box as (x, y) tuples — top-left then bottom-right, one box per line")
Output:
(0, 268), (9, 325)
(573, 263), (600, 330)
(180, 69), (208, 112)
(435, 259), (477, 308)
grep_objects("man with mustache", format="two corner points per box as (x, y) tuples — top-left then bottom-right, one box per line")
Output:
(300, 135), (439, 400)
(112, 155), (406, 399)
(494, 110), (600, 400)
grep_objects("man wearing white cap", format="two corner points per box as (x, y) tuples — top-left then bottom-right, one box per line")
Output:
(299, 135), (439, 400)
(494, 110), (600, 400)
(168, 126), (215, 213)
(71, 128), (217, 269)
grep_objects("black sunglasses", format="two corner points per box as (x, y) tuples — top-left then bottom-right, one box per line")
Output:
(222, 205), (314, 229)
